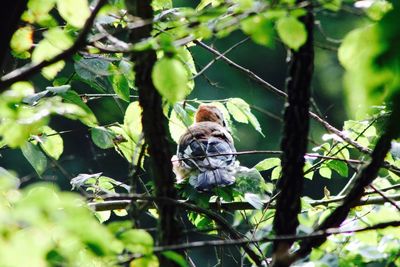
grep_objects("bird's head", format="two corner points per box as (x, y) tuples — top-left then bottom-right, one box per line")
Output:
(195, 104), (227, 127)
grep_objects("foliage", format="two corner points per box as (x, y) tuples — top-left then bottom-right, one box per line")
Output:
(0, 168), (158, 266)
(1, 0), (400, 266)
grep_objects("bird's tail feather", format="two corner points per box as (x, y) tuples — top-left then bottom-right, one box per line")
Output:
(194, 169), (235, 191)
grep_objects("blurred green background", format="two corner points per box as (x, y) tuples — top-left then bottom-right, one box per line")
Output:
(0, 1), (366, 199)
(0, 1), (375, 265)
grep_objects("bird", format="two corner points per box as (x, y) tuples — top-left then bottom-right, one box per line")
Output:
(172, 104), (238, 191)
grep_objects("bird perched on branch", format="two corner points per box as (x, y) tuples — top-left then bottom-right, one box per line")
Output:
(172, 104), (238, 191)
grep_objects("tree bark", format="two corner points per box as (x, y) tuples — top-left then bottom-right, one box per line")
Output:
(272, 2), (314, 266)
(125, 1), (182, 266)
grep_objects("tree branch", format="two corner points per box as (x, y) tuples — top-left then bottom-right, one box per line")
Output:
(195, 40), (400, 177)
(125, 1), (182, 266)
(292, 94), (400, 263)
(88, 193), (400, 212)
(0, 0), (108, 90)
(272, 3), (314, 266)
(120, 195), (264, 265)
(150, 220), (400, 252)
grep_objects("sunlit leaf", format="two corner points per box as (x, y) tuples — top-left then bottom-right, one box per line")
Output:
(32, 28), (73, 79)
(37, 126), (64, 160)
(57, 0), (90, 28)
(152, 56), (189, 103)
(120, 229), (154, 255)
(276, 16), (307, 51)
(91, 126), (116, 149)
(108, 125), (137, 163)
(130, 255), (159, 267)
(74, 57), (112, 92)
(152, 0), (172, 11)
(60, 90), (97, 127)
(226, 98), (264, 136)
(303, 161), (314, 180)
(95, 210), (111, 223)
(168, 106), (192, 144)
(113, 209), (128, 217)
(319, 167), (332, 179)
(254, 157), (281, 171)
(21, 142), (47, 175)
(271, 165), (281, 180)
(110, 64), (131, 102)
(161, 251), (188, 267)
(226, 100), (247, 123)
(11, 26), (33, 53)
(25, 0), (57, 24)
(244, 193), (264, 209)
(326, 160), (348, 177)
(241, 15), (274, 47)
(124, 101), (142, 142)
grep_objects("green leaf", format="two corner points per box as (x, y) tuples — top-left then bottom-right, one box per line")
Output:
(241, 15), (274, 47)
(276, 16), (307, 51)
(91, 127), (116, 149)
(32, 28), (73, 79)
(366, 0), (393, 21)
(168, 105), (193, 144)
(152, 57), (189, 103)
(319, 167), (332, 179)
(130, 255), (159, 267)
(244, 193), (264, 210)
(60, 90), (97, 127)
(0, 168), (20, 190)
(343, 120), (376, 137)
(37, 126), (64, 160)
(120, 229), (154, 255)
(254, 158), (281, 171)
(21, 142), (47, 175)
(234, 167), (266, 195)
(326, 160), (348, 177)
(303, 161), (314, 180)
(108, 125), (136, 163)
(161, 251), (188, 267)
(271, 166), (281, 180)
(152, 0), (172, 11)
(124, 101), (142, 142)
(109, 64), (131, 102)
(11, 26), (33, 53)
(319, 0), (341, 12)
(226, 98), (264, 136)
(176, 47), (196, 93)
(74, 56), (113, 92)
(95, 210), (111, 223)
(57, 0), (90, 28)
(26, 0), (57, 24)
(113, 209), (128, 217)
(226, 101), (248, 123)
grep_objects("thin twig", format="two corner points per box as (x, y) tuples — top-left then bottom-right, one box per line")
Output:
(0, 0), (108, 90)
(148, 220), (400, 252)
(88, 193), (400, 212)
(195, 40), (400, 177)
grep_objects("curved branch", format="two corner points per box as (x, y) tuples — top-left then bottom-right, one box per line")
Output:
(0, 0), (108, 90)
(292, 94), (400, 263)
(150, 220), (400, 252)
